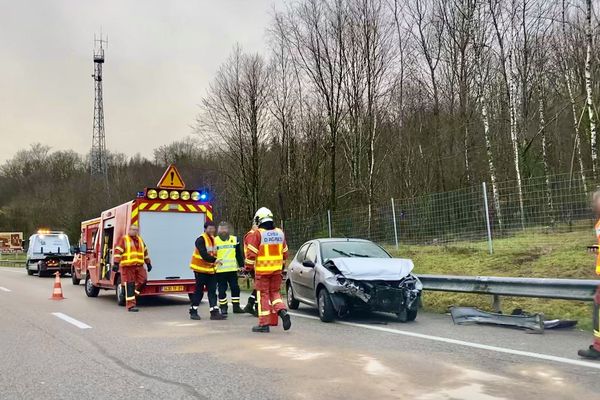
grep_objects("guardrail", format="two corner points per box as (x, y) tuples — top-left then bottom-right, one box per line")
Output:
(0, 260), (24, 268)
(419, 274), (600, 311)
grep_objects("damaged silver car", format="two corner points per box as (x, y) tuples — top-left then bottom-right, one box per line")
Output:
(286, 238), (422, 322)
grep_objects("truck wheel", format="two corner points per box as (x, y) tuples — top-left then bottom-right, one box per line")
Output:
(286, 281), (300, 310)
(85, 274), (100, 297)
(115, 275), (125, 306)
(71, 267), (81, 285)
(317, 288), (335, 323)
(26, 262), (34, 276)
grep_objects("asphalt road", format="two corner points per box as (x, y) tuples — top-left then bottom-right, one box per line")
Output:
(1, 266), (599, 400)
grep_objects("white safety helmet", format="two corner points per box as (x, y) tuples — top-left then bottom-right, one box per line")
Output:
(254, 207), (273, 225)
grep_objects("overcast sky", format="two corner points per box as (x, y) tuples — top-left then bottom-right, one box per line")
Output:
(0, 0), (278, 163)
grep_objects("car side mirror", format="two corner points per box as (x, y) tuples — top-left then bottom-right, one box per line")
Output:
(80, 244), (88, 253)
(302, 260), (315, 268)
(71, 245), (80, 254)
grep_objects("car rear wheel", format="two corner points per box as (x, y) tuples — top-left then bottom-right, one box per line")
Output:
(85, 274), (100, 297)
(317, 288), (335, 323)
(286, 282), (300, 310)
(26, 261), (34, 276)
(115, 275), (125, 306)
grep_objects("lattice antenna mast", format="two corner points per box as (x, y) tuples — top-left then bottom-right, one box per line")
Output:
(91, 33), (108, 176)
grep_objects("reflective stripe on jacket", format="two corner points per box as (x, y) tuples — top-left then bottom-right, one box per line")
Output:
(596, 219), (600, 275)
(215, 235), (238, 273)
(190, 233), (217, 274)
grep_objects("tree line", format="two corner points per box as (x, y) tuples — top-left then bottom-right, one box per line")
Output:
(1, 0), (599, 241)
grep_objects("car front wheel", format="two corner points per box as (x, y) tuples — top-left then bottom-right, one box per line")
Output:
(397, 307), (418, 322)
(317, 288), (335, 323)
(286, 282), (300, 310)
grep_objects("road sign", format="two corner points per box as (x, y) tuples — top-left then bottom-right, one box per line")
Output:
(156, 164), (185, 190)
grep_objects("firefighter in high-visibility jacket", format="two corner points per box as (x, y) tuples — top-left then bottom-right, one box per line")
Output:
(244, 207), (292, 333)
(578, 191), (600, 359)
(189, 221), (226, 320)
(215, 221), (244, 315)
(112, 224), (152, 312)
(242, 223), (259, 316)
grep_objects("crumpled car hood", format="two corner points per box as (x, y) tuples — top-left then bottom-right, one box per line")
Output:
(328, 257), (415, 280)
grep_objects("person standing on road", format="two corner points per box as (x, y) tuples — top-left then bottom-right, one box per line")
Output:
(242, 223), (259, 316)
(189, 221), (226, 321)
(112, 223), (152, 313)
(215, 222), (244, 315)
(244, 207), (291, 333)
(579, 190), (600, 359)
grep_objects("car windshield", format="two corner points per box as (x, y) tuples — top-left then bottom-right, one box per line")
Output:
(320, 241), (391, 261)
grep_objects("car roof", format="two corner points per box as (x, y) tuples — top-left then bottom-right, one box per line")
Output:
(309, 238), (374, 244)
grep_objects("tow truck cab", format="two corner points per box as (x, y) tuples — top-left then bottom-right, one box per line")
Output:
(72, 165), (212, 306)
(25, 230), (73, 277)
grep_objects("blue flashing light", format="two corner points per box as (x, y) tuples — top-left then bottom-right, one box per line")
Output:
(200, 193), (207, 201)
(136, 191), (145, 198)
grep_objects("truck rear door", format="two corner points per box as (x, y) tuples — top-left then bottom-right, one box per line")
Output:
(139, 211), (205, 281)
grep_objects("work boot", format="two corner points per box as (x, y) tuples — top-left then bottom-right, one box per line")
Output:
(243, 300), (255, 315)
(189, 307), (201, 320)
(128, 307), (139, 313)
(578, 345), (600, 359)
(210, 309), (227, 320)
(220, 305), (228, 315)
(232, 303), (244, 314)
(252, 325), (270, 333)
(279, 309), (291, 331)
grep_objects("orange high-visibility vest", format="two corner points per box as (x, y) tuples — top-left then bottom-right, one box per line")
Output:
(117, 236), (146, 267)
(189, 233), (217, 274)
(255, 228), (285, 275)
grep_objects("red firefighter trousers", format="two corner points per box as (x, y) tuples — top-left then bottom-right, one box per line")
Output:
(593, 286), (600, 351)
(255, 273), (286, 326)
(121, 265), (147, 309)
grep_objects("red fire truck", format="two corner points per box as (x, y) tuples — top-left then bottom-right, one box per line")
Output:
(72, 165), (212, 306)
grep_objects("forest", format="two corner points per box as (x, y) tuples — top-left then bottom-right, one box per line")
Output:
(1, 0), (599, 243)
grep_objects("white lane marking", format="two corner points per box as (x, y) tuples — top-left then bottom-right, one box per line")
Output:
(0, 286), (11, 292)
(51, 312), (92, 329)
(288, 312), (600, 371)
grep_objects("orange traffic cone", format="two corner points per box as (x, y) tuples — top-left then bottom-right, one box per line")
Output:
(49, 271), (65, 300)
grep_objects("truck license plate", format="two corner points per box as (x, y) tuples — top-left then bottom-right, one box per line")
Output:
(162, 285), (184, 292)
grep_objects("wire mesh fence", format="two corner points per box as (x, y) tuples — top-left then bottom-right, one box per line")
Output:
(283, 171), (599, 253)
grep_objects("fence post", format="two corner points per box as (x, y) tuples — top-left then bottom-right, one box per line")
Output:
(482, 182), (494, 255)
(391, 198), (399, 251)
(327, 210), (332, 238)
